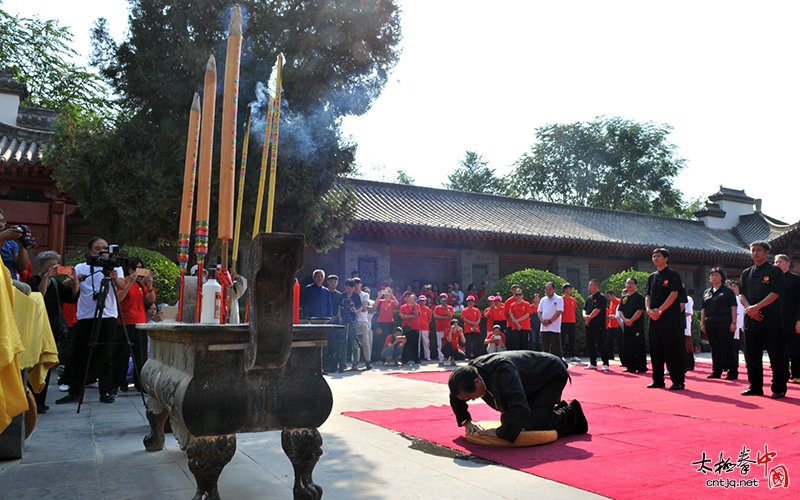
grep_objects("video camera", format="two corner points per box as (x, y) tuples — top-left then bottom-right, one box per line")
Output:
(86, 244), (128, 275)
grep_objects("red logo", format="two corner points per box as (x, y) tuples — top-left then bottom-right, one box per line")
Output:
(769, 465), (789, 489)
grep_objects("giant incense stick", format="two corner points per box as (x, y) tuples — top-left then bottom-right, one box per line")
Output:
(218, 5), (243, 323)
(231, 105), (251, 275)
(195, 54), (217, 322)
(177, 93), (201, 322)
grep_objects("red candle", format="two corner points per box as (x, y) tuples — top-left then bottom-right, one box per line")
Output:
(293, 278), (300, 324)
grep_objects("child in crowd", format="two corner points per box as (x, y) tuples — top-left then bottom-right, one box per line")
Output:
(381, 327), (406, 366)
(441, 319), (466, 366)
(484, 324), (507, 353)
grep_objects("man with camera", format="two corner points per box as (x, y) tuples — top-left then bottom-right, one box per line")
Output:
(0, 207), (34, 280)
(56, 237), (125, 405)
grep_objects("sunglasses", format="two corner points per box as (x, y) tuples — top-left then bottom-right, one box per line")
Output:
(514, 293), (523, 296)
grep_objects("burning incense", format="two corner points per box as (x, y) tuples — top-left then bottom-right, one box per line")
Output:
(265, 53), (284, 233)
(195, 54), (217, 322)
(177, 93), (201, 322)
(252, 63), (278, 236)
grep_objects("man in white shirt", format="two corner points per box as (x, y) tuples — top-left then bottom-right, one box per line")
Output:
(57, 237), (125, 405)
(353, 278), (373, 370)
(538, 282), (564, 359)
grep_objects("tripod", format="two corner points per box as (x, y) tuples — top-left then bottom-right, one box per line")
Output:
(76, 269), (147, 413)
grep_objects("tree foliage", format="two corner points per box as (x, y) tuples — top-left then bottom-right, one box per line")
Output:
(395, 169), (414, 185)
(508, 117), (691, 217)
(0, 8), (113, 115)
(47, 0), (402, 252)
(483, 268), (587, 352)
(444, 151), (508, 195)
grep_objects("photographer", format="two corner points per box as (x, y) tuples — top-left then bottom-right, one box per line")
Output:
(56, 237), (125, 405)
(26, 251), (79, 413)
(114, 258), (156, 393)
(0, 207), (34, 280)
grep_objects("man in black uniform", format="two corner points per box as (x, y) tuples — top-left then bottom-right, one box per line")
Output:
(645, 248), (685, 390)
(619, 277), (647, 373)
(739, 242), (788, 398)
(449, 351), (587, 442)
(583, 279), (609, 370)
(774, 254), (800, 383)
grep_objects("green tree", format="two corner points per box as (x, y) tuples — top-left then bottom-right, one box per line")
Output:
(443, 151), (508, 195)
(484, 268), (586, 353)
(395, 169), (415, 185)
(47, 0), (401, 252)
(508, 117), (691, 217)
(0, 8), (113, 115)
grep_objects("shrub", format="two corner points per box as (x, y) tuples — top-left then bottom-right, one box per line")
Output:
(68, 245), (180, 306)
(483, 268), (587, 354)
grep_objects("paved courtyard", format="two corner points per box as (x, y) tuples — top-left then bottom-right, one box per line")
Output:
(0, 358), (611, 500)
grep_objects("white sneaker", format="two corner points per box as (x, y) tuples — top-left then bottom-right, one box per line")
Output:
(87, 381), (99, 388)
(664, 370), (670, 375)
(602, 365), (610, 371)
(58, 384), (69, 392)
(570, 356), (582, 362)
(585, 364), (597, 370)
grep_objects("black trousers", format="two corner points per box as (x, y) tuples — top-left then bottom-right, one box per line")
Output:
(561, 322), (577, 357)
(62, 317), (115, 396)
(706, 323), (738, 376)
(522, 374), (579, 436)
(401, 328), (420, 363)
(649, 327), (685, 385)
(784, 326), (800, 380)
(744, 326), (789, 394)
(606, 327), (621, 362)
(505, 328), (529, 351)
(586, 326), (608, 366)
(111, 324), (149, 391)
(442, 343), (466, 360)
(465, 332), (483, 359)
(622, 327), (647, 372)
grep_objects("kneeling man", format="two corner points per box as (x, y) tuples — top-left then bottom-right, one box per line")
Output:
(448, 351), (587, 443)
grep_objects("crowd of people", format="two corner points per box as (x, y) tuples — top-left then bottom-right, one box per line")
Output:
(2, 211), (168, 412)
(300, 243), (800, 400)
(5, 197), (800, 411)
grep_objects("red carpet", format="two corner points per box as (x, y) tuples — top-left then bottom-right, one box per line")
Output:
(389, 361), (800, 430)
(345, 403), (799, 499)
(360, 360), (800, 498)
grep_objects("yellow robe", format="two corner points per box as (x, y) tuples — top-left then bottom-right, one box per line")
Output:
(0, 265), (28, 432)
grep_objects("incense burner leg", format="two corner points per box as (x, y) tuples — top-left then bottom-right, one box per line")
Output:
(143, 397), (170, 451)
(186, 434), (236, 500)
(282, 428), (324, 500)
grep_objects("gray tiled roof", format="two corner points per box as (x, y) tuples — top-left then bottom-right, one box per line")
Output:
(708, 186), (755, 204)
(734, 213), (798, 245)
(344, 179), (752, 258)
(0, 121), (51, 166)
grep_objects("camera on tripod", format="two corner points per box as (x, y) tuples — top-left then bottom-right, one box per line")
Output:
(86, 244), (129, 276)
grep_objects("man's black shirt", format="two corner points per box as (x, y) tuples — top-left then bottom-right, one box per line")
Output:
(619, 292), (645, 331)
(646, 266), (683, 330)
(584, 292), (607, 331)
(739, 262), (784, 330)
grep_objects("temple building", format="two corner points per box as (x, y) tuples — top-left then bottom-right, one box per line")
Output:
(302, 179), (800, 301)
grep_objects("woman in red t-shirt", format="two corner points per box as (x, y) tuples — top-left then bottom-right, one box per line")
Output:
(461, 295), (483, 359)
(399, 292), (421, 363)
(433, 293), (455, 362)
(507, 290), (532, 351)
(114, 258), (156, 393)
(370, 288), (399, 362)
(441, 319), (466, 365)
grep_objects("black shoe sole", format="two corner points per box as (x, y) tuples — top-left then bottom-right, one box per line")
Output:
(569, 399), (588, 434)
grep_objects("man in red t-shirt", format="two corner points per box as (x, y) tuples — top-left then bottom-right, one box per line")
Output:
(461, 295), (483, 359)
(399, 292), (421, 364)
(507, 289), (532, 351)
(417, 295), (433, 361)
(561, 283), (580, 362)
(433, 293), (454, 362)
(369, 287), (399, 363)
